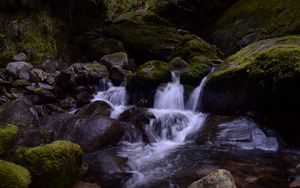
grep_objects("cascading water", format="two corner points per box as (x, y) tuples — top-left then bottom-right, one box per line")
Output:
(118, 71), (208, 187)
(92, 79), (129, 118)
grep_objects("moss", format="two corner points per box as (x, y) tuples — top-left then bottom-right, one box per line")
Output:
(171, 34), (221, 62)
(14, 140), (83, 188)
(104, 10), (182, 61)
(0, 160), (31, 188)
(214, 0), (300, 54)
(110, 52), (127, 58)
(0, 124), (18, 153)
(180, 62), (211, 86)
(1, 12), (57, 66)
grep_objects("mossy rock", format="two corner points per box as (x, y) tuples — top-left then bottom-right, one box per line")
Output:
(127, 60), (171, 89)
(0, 12), (57, 66)
(0, 160), (31, 188)
(202, 35), (300, 114)
(104, 10), (182, 62)
(213, 0), (300, 55)
(0, 123), (18, 153)
(14, 140), (83, 188)
(180, 62), (211, 87)
(171, 34), (221, 63)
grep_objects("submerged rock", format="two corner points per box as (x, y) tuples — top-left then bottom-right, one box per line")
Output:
(14, 141), (83, 188)
(188, 169), (237, 188)
(0, 160), (31, 188)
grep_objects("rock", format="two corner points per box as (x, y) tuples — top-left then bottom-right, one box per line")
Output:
(180, 62), (211, 87)
(5, 61), (33, 80)
(104, 10), (182, 62)
(196, 116), (279, 152)
(83, 152), (131, 187)
(0, 124), (18, 153)
(202, 36), (300, 115)
(126, 60), (171, 106)
(290, 177), (300, 188)
(42, 59), (58, 73)
(188, 169), (237, 188)
(13, 52), (28, 62)
(14, 141), (83, 188)
(169, 57), (189, 70)
(55, 70), (76, 90)
(100, 52), (129, 69)
(0, 99), (39, 127)
(0, 160), (31, 188)
(30, 69), (49, 83)
(109, 65), (130, 86)
(73, 182), (100, 188)
(67, 63), (109, 86)
(171, 34), (222, 63)
(34, 87), (56, 103)
(213, 0), (300, 55)
(87, 36), (125, 60)
(41, 102), (124, 152)
(16, 128), (54, 147)
(77, 101), (112, 117)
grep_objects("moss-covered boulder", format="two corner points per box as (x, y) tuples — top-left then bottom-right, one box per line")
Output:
(171, 34), (222, 63)
(126, 60), (171, 106)
(0, 124), (18, 153)
(0, 160), (31, 188)
(14, 141), (83, 188)
(202, 35), (300, 115)
(213, 0), (300, 55)
(104, 10), (183, 62)
(180, 62), (211, 86)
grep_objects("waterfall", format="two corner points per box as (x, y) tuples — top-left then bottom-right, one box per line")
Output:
(154, 72), (184, 110)
(119, 71), (208, 187)
(186, 76), (208, 112)
(92, 79), (128, 118)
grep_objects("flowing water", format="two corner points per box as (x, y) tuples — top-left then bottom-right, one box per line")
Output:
(91, 72), (280, 188)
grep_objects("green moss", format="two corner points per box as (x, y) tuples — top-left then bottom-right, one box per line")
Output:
(171, 34), (221, 62)
(181, 62), (211, 86)
(0, 124), (18, 153)
(14, 141), (83, 188)
(1, 12), (57, 66)
(105, 10), (182, 61)
(110, 52), (127, 58)
(0, 160), (31, 188)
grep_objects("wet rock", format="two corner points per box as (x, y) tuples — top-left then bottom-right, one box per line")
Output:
(100, 52), (129, 69)
(5, 61), (33, 80)
(0, 160), (31, 188)
(0, 99), (39, 127)
(41, 102), (123, 152)
(34, 87), (56, 103)
(12, 52), (28, 62)
(14, 141), (83, 188)
(77, 101), (112, 117)
(16, 128), (54, 147)
(0, 123), (18, 153)
(109, 65), (130, 86)
(188, 169), (237, 188)
(42, 59), (58, 73)
(169, 57), (189, 70)
(197, 116), (279, 152)
(55, 70), (76, 90)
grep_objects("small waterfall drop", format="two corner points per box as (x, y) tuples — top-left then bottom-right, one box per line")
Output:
(92, 79), (128, 118)
(119, 71), (208, 187)
(186, 76), (208, 112)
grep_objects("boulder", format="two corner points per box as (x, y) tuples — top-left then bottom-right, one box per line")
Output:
(180, 62), (211, 87)
(0, 160), (31, 188)
(104, 10), (183, 62)
(30, 69), (49, 83)
(188, 169), (237, 188)
(41, 59), (58, 73)
(169, 57), (189, 70)
(213, 0), (300, 55)
(100, 52), (129, 69)
(5, 61), (33, 80)
(16, 128), (54, 147)
(202, 36), (300, 115)
(14, 141), (83, 188)
(13, 52), (28, 62)
(126, 60), (171, 106)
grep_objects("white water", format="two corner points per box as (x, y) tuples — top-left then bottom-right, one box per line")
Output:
(186, 76), (208, 112)
(118, 72), (208, 187)
(92, 79), (128, 118)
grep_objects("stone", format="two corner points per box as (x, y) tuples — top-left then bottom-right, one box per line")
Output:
(188, 169), (237, 188)
(42, 59), (58, 73)
(169, 57), (189, 70)
(100, 52), (128, 69)
(0, 123), (18, 153)
(12, 52), (28, 62)
(6, 61), (33, 80)
(30, 68), (48, 82)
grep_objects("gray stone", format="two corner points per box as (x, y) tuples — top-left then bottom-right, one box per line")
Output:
(12, 52), (27, 62)
(42, 59), (58, 73)
(5, 61), (33, 80)
(100, 52), (128, 69)
(188, 169), (237, 188)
